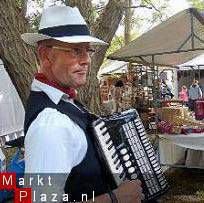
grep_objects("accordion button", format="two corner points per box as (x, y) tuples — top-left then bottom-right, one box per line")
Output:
(120, 148), (127, 155)
(125, 161), (132, 167)
(123, 154), (130, 161)
(130, 173), (137, 179)
(128, 167), (135, 173)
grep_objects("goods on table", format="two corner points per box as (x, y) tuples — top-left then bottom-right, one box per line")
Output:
(157, 106), (204, 134)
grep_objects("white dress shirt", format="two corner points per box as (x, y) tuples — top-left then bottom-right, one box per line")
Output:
(24, 80), (88, 195)
(24, 79), (88, 200)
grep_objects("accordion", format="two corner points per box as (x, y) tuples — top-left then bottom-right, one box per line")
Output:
(92, 109), (169, 201)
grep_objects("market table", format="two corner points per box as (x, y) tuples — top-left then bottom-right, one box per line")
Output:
(158, 133), (204, 168)
(195, 100), (204, 120)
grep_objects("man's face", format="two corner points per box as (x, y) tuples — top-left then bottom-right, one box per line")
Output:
(42, 41), (92, 88)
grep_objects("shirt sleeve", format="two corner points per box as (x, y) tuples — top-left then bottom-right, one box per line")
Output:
(24, 107), (87, 174)
(24, 108), (88, 201)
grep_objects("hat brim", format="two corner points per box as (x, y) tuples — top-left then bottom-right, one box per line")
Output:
(21, 33), (108, 46)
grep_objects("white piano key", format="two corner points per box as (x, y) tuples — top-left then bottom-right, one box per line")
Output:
(117, 165), (124, 174)
(103, 132), (111, 140)
(95, 121), (106, 132)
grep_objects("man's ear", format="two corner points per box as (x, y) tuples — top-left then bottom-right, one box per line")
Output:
(37, 45), (53, 68)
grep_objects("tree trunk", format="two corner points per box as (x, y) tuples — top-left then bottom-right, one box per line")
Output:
(66, 0), (125, 113)
(0, 0), (36, 106)
(124, 0), (132, 45)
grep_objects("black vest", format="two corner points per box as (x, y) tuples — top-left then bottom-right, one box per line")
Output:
(24, 91), (109, 201)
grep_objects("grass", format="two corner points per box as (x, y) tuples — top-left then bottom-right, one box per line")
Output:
(158, 168), (204, 202)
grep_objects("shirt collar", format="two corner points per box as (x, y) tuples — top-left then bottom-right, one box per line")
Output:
(31, 79), (72, 105)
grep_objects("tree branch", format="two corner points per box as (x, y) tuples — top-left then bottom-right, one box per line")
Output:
(93, 0), (125, 43)
(143, 0), (164, 21)
(123, 5), (152, 9)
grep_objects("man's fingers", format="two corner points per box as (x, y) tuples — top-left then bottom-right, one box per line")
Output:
(141, 193), (145, 200)
(129, 179), (142, 186)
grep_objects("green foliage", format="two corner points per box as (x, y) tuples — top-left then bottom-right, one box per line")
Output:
(105, 33), (137, 57)
(16, 0), (27, 9)
(106, 35), (125, 57)
(141, 0), (170, 24)
(187, 0), (204, 10)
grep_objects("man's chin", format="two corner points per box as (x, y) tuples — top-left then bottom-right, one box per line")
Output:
(74, 81), (87, 89)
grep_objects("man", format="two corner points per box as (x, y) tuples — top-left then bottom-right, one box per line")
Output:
(21, 5), (143, 203)
(188, 79), (202, 111)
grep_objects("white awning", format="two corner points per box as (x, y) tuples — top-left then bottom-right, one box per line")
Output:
(98, 60), (128, 76)
(108, 8), (204, 67)
(178, 53), (204, 70)
(0, 59), (25, 137)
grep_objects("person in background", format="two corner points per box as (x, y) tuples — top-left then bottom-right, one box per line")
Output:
(112, 79), (124, 112)
(179, 85), (188, 106)
(188, 79), (202, 111)
(160, 80), (174, 100)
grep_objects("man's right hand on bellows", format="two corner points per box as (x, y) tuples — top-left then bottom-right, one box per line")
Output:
(114, 179), (144, 203)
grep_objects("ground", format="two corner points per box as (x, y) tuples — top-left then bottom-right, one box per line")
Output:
(159, 168), (204, 203)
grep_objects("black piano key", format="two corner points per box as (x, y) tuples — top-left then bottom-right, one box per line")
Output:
(105, 137), (112, 144)
(119, 170), (126, 179)
(113, 157), (120, 164)
(116, 162), (122, 170)
(108, 143), (114, 150)
(111, 150), (118, 159)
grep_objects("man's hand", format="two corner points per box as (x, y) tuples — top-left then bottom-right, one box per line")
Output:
(87, 179), (144, 203)
(113, 179), (144, 203)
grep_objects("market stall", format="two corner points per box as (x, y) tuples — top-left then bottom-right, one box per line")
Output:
(107, 7), (204, 168)
(99, 61), (162, 114)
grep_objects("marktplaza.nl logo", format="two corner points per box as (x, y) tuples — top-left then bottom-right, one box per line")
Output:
(0, 172), (96, 202)
(0, 172), (32, 203)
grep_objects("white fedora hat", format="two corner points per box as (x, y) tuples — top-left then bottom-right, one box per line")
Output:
(21, 6), (107, 46)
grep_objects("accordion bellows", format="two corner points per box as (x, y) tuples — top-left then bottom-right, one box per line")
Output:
(92, 109), (169, 201)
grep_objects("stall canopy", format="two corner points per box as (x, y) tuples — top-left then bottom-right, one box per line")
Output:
(0, 59), (25, 144)
(98, 60), (128, 77)
(178, 53), (204, 70)
(108, 8), (204, 67)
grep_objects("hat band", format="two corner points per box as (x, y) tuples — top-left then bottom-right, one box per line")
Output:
(39, 24), (90, 37)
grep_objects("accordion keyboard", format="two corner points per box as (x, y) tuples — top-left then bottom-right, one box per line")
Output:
(94, 121), (126, 185)
(93, 109), (169, 201)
